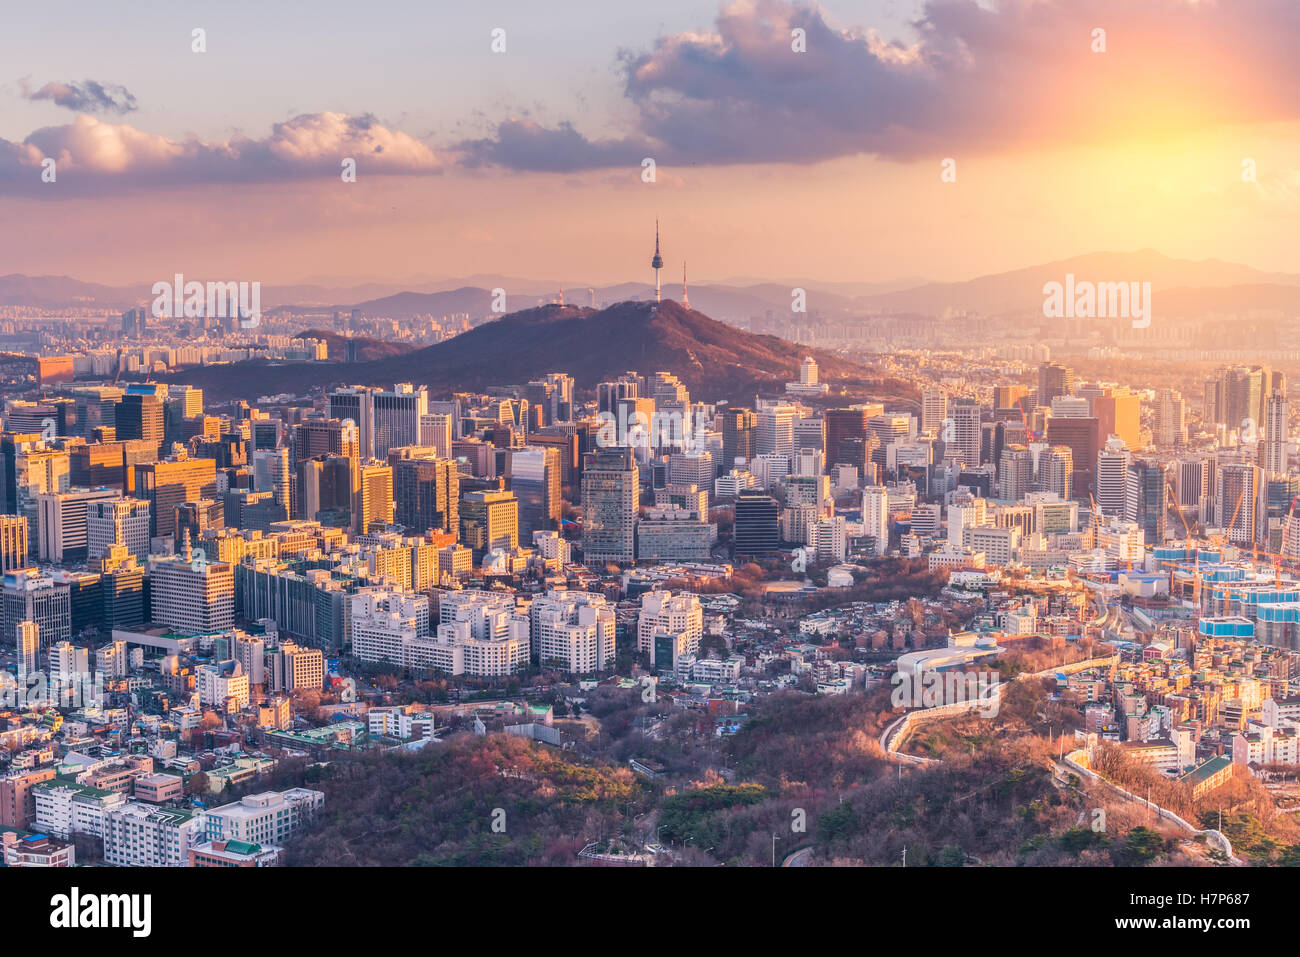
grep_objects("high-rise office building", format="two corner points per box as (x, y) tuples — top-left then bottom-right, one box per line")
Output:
(459, 489), (519, 561)
(327, 387), (377, 459)
(69, 439), (158, 492)
(293, 417), (360, 468)
(372, 383), (428, 459)
(824, 406), (878, 469)
(720, 407), (757, 473)
(1264, 391), (1288, 476)
(1038, 362), (1075, 405)
(117, 386), (165, 453)
(1094, 389), (1142, 451)
(756, 406), (796, 458)
(1217, 462), (1260, 546)
(355, 463), (394, 534)
(148, 549), (235, 634)
(581, 447), (638, 567)
(862, 485), (889, 556)
(389, 450), (459, 535)
(298, 455), (353, 526)
(1125, 460), (1168, 545)
(1045, 416), (1100, 500)
(418, 412), (454, 459)
(2, 569), (71, 651)
(508, 446), (561, 540)
(1037, 446), (1074, 501)
(37, 487), (122, 563)
(998, 445), (1034, 503)
(252, 448), (291, 510)
(733, 489), (780, 558)
(949, 398), (982, 469)
(1153, 389), (1188, 448)
(132, 458), (218, 539)
(921, 389), (948, 434)
(1095, 437), (1131, 517)
(0, 514), (29, 573)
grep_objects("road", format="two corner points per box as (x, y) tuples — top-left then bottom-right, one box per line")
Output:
(782, 846), (814, 867)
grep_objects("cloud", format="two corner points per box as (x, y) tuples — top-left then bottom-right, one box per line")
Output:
(0, 112), (441, 193)
(23, 78), (139, 115)
(464, 0), (1300, 169)
(457, 118), (651, 172)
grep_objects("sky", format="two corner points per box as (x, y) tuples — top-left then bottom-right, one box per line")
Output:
(3, 0), (1300, 286)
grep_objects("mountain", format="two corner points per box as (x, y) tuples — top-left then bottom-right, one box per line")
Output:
(294, 329), (415, 363)
(854, 250), (1300, 316)
(10, 251), (1297, 319)
(0, 274), (146, 308)
(165, 299), (903, 403)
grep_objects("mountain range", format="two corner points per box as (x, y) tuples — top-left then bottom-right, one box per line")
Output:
(8, 250), (1300, 322)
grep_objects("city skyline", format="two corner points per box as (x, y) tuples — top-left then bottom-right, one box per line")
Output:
(4, 0), (1298, 908)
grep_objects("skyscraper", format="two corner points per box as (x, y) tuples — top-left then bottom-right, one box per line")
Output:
(733, 489), (780, 558)
(1264, 391), (1288, 475)
(355, 463), (394, 534)
(508, 446), (561, 540)
(581, 447), (638, 567)
(2, 569), (70, 651)
(1037, 446), (1074, 501)
(720, 407), (757, 473)
(132, 458), (219, 539)
(372, 383), (428, 459)
(459, 489), (519, 561)
(1125, 460), (1168, 544)
(949, 398), (982, 469)
(1037, 362), (1074, 405)
(37, 487), (122, 564)
(390, 450), (459, 536)
(1094, 389), (1141, 451)
(298, 455), (354, 526)
(1045, 416), (1099, 500)
(328, 386), (377, 459)
(117, 386), (165, 453)
(1095, 436), (1131, 517)
(921, 389), (948, 434)
(0, 514), (29, 573)
(998, 445), (1034, 503)
(1153, 389), (1188, 448)
(862, 485), (890, 556)
(756, 406), (796, 458)
(1217, 462), (1260, 546)
(252, 448), (291, 510)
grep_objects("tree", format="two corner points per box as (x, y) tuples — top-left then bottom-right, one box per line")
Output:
(1117, 826), (1164, 865)
(186, 771), (210, 796)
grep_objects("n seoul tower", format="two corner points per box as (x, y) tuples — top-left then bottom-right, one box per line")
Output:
(651, 219), (664, 303)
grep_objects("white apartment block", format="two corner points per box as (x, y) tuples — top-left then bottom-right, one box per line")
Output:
(638, 590), (703, 664)
(33, 780), (127, 839)
(203, 789), (324, 846)
(102, 803), (202, 867)
(196, 660), (250, 711)
(692, 656), (743, 683)
(530, 590), (616, 674)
